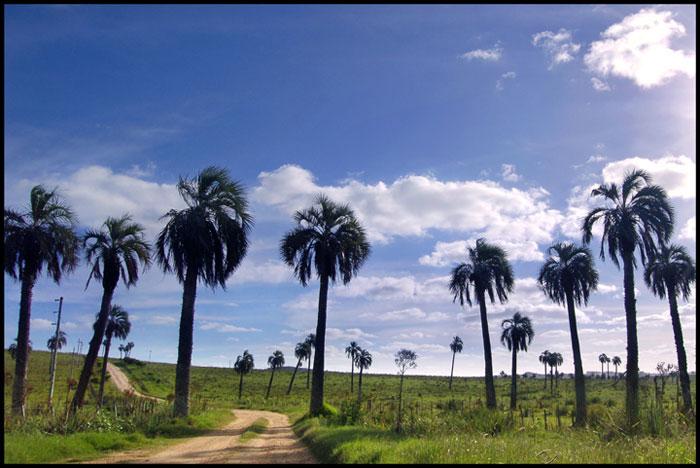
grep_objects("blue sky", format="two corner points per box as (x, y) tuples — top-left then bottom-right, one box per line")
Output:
(4, 4), (696, 376)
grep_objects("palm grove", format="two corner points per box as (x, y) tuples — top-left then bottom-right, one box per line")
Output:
(5, 167), (695, 429)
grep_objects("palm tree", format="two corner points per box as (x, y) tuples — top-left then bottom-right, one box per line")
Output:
(448, 336), (463, 390)
(265, 350), (285, 399)
(8, 339), (32, 361)
(547, 352), (563, 393)
(305, 334), (315, 390)
(538, 242), (598, 426)
(394, 349), (417, 432)
(47, 331), (68, 353)
(500, 312), (535, 410)
(539, 350), (550, 390)
(582, 169), (674, 428)
(125, 342), (134, 358)
(345, 341), (361, 393)
(598, 353), (609, 380)
(287, 340), (311, 395)
(280, 194), (370, 415)
(355, 348), (372, 404)
(156, 166), (253, 417)
(234, 350), (254, 399)
(5, 185), (79, 416)
(644, 243), (696, 416)
(612, 356), (622, 379)
(71, 215), (150, 412)
(449, 238), (514, 409)
(97, 305), (131, 407)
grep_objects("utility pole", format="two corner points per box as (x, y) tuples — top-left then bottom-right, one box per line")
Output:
(48, 296), (64, 408)
(148, 350), (152, 362)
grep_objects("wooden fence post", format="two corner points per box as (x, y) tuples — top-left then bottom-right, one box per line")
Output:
(544, 409), (548, 430)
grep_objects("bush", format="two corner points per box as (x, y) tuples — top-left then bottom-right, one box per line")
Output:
(336, 400), (361, 425)
(319, 402), (339, 417)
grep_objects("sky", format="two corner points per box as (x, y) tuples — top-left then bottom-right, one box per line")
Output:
(4, 4), (696, 377)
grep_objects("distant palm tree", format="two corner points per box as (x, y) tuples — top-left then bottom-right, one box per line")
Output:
(345, 341), (362, 393)
(449, 238), (514, 409)
(156, 166), (252, 417)
(280, 194), (370, 415)
(355, 348), (372, 404)
(265, 350), (285, 399)
(599, 354), (609, 380)
(5, 185), (80, 416)
(612, 356), (622, 380)
(583, 169), (674, 428)
(47, 331), (68, 353)
(118, 344), (125, 360)
(548, 352), (563, 393)
(305, 334), (315, 390)
(71, 215), (151, 412)
(234, 350), (254, 399)
(644, 243), (696, 416)
(124, 342), (135, 358)
(500, 312), (535, 409)
(394, 349), (417, 433)
(449, 336), (463, 390)
(538, 241), (598, 426)
(539, 350), (550, 390)
(9, 339), (32, 361)
(287, 341), (310, 395)
(97, 305), (131, 407)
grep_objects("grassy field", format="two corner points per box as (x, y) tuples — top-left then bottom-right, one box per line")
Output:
(4, 350), (696, 463)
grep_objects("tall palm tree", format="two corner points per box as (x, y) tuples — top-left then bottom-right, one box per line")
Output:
(547, 352), (563, 393)
(449, 238), (514, 409)
(118, 344), (125, 360)
(500, 312), (535, 409)
(47, 331), (68, 353)
(156, 166), (252, 417)
(345, 341), (361, 393)
(125, 342), (134, 358)
(280, 194), (370, 415)
(355, 348), (372, 404)
(599, 353), (609, 380)
(583, 169), (674, 428)
(5, 185), (79, 416)
(644, 243), (696, 416)
(448, 336), (463, 390)
(71, 215), (150, 412)
(305, 334), (315, 390)
(287, 340), (310, 395)
(539, 350), (550, 390)
(538, 242), (598, 426)
(612, 356), (622, 379)
(234, 350), (254, 399)
(265, 350), (285, 399)
(97, 305), (131, 407)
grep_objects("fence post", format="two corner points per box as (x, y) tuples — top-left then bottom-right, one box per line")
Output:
(520, 406), (524, 427)
(544, 409), (548, 430)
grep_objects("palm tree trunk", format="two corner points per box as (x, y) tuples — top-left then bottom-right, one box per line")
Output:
(510, 347), (517, 410)
(306, 353), (312, 389)
(310, 274), (329, 415)
(565, 290), (587, 427)
(357, 367), (364, 404)
(666, 281), (694, 417)
(601, 362), (604, 380)
(449, 351), (456, 390)
(477, 289), (496, 409)
(238, 372), (244, 400)
(555, 365), (559, 387)
(350, 360), (354, 393)
(174, 265), (198, 417)
(97, 333), (113, 408)
(266, 368), (275, 399)
(622, 250), (640, 429)
(550, 367), (554, 395)
(606, 363), (610, 380)
(395, 373), (404, 432)
(287, 358), (302, 395)
(11, 272), (36, 417)
(543, 362), (547, 389)
(71, 284), (115, 412)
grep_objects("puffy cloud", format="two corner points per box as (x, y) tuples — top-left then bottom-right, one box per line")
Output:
(232, 260), (292, 284)
(200, 322), (261, 333)
(326, 327), (377, 341)
(460, 44), (502, 61)
(584, 8), (695, 88)
(419, 237), (544, 265)
(601, 155), (695, 199)
(532, 29), (581, 68)
(678, 216), (695, 241)
(501, 164), (521, 182)
(254, 165), (562, 248)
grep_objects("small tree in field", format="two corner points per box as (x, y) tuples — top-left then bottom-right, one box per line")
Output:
(287, 340), (310, 395)
(449, 336), (463, 390)
(234, 350), (254, 400)
(394, 349), (417, 433)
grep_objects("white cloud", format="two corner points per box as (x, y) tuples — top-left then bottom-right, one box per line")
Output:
(495, 71), (517, 91)
(679, 217), (696, 241)
(597, 283), (618, 294)
(590, 77), (611, 91)
(420, 237), (544, 265)
(586, 154), (607, 163)
(460, 44), (502, 61)
(200, 321), (261, 333)
(232, 260), (292, 284)
(500, 163), (522, 182)
(30, 318), (54, 331)
(532, 28), (581, 68)
(326, 327), (377, 341)
(584, 8), (695, 88)
(601, 155), (695, 199)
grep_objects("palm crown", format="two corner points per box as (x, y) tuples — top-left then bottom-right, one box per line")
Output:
(643, 243), (696, 301)
(599, 353), (609, 364)
(5, 185), (79, 283)
(83, 214), (151, 290)
(234, 350), (255, 374)
(156, 166), (253, 288)
(539, 350), (550, 365)
(355, 348), (373, 370)
(500, 312), (534, 353)
(268, 350), (285, 369)
(105, 305), (131, 341)
(47, 331), (67, 351)
(549, 352), (563, 368)
(449, 238), (514, 306)
(345, 341), (361, 359)
(613, 356), (622, 366)
(450, 336), (463, 353)
(295, 341), (310, 361)
(538, 242), (599, 306)
(582, 169), (674, 267)
(280, 194), (370, 286)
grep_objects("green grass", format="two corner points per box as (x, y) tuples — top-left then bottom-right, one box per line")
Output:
(239, 417), (269, 442)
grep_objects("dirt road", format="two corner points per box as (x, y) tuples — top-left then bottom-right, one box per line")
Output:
(85, 409), (317, 464)
(106, 362), (164, 402)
